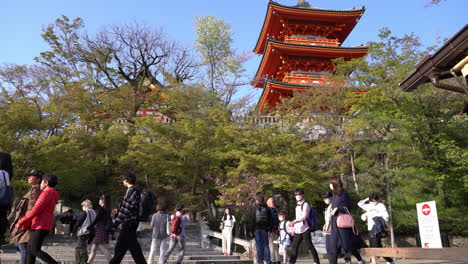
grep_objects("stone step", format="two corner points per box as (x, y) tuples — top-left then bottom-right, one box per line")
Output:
(0, 254), (252, 264)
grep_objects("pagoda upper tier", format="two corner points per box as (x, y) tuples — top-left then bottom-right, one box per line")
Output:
(253, 1), (366, 54)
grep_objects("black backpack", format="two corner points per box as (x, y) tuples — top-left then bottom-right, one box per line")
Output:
(255, 205), (269, 226)
(139, 188), (155, 221)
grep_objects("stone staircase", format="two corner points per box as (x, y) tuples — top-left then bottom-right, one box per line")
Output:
(0, 224), (253, 264)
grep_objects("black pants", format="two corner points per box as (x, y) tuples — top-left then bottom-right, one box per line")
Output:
(289, 229), (320, 264)
(76, 234), (89, 263)
(110, 222), (147, 264)
(27, 229), (58, 264)
(370, 237), (393, 262)
(0, 210), (7, 244)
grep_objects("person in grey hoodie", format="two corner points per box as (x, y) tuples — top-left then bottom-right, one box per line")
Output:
(148, 203), (170, 264)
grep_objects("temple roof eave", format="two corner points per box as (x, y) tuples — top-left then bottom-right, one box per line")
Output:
(253, 2), (366, 54)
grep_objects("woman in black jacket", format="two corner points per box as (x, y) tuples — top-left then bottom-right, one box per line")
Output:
(327, 176), (367, 264)
(87, 195), (112, 263)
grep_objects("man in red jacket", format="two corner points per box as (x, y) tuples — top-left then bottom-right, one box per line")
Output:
(17, 174), (60, 264)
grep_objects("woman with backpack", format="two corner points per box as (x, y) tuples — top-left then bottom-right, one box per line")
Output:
(328, 176), (366, 264)
(358, 193), (394, 264)
(87, 194), (112, 263)
(221, 207), (236, 256)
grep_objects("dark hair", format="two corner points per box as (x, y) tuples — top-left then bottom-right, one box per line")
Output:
(29, 169), (44, 179)
(156, 202), (167, 212)
(369, 193), (379, 202)
(43, 174), (58, 188)
(321, 191), (332, 199)
(100, 194), (112, 216)
(223, 207), (232, 220)
(122, 172), (136, 185)
(0, 152), (13, 178)
(295, 188), (304, 194)
(329, 176), (343, 195)
(278, 210), (287, 216)
(255, 192), (264, 203)
(175, 203), (184, 211)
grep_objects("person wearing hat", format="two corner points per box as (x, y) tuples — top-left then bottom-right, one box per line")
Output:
(9, 169), (44, 264)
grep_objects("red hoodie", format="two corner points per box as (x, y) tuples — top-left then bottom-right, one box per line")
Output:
(18, 187), (60, 231)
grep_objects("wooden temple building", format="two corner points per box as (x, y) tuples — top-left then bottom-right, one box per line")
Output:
(253, 0), (368, 111)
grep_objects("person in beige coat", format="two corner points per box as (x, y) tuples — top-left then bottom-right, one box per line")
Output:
(9, 170), (43, 264)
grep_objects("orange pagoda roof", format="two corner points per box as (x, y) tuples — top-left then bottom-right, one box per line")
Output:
(253, 39), (368, 88)
(254, 1), (365, 54)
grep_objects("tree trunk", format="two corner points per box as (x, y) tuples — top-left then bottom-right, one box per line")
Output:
(350, 151), (359, 193)
(385, 158), (395, 248)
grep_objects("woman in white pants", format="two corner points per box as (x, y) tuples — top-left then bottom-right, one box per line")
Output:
(221, 208), (236, 256)
(148, 203), (170, 264)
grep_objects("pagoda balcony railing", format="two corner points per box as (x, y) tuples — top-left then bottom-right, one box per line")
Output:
(284, 35), (339, 47)
(283, 72), (328, 85)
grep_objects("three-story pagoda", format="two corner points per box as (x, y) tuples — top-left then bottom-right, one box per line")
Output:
(253, 0), (368, 111)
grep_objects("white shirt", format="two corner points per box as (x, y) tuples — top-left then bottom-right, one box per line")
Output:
(222, 215), (236, 228)
(279, 220), (293, 242)
(293, 200), (310, 234)
(358, 199), (389, 231)
(323, 204), (332, 233)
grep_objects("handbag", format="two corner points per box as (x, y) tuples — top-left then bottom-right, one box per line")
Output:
(219, 221), (224, 231)
(336, 207), (358, 235)
(336, 207), (354, 228)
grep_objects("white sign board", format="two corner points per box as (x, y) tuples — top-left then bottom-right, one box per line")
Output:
(416, 200), (442, 248)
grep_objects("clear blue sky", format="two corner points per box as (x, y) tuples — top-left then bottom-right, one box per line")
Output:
(2, 0), (467, 101)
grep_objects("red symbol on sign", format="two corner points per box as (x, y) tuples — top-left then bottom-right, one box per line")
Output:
(424, 243), (429, 248)
(422, 204), (431, 216)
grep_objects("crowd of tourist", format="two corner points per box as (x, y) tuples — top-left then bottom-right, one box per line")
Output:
(1, 151), (394, 264)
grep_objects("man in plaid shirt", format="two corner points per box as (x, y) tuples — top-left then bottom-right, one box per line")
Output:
(110, 172), (147, 264)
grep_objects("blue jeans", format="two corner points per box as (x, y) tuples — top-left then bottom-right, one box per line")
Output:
(254, 230), (271, 264)
(17, 243), (27, 264)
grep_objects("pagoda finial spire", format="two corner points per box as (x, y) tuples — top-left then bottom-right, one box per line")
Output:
(296, 0), (311, 8)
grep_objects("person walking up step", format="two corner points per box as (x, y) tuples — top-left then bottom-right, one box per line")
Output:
(73, 199), (96, 264)
(252, 192), (272, 264)
(164, 205), (190, 264)
(17, 174), (60, 264)
(110, 172), (147, 264)
(9, 169), (43, 264)
(87, 194), (112, 263)
(147, 202), (170, 264)
(288, 188), (320, 264)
